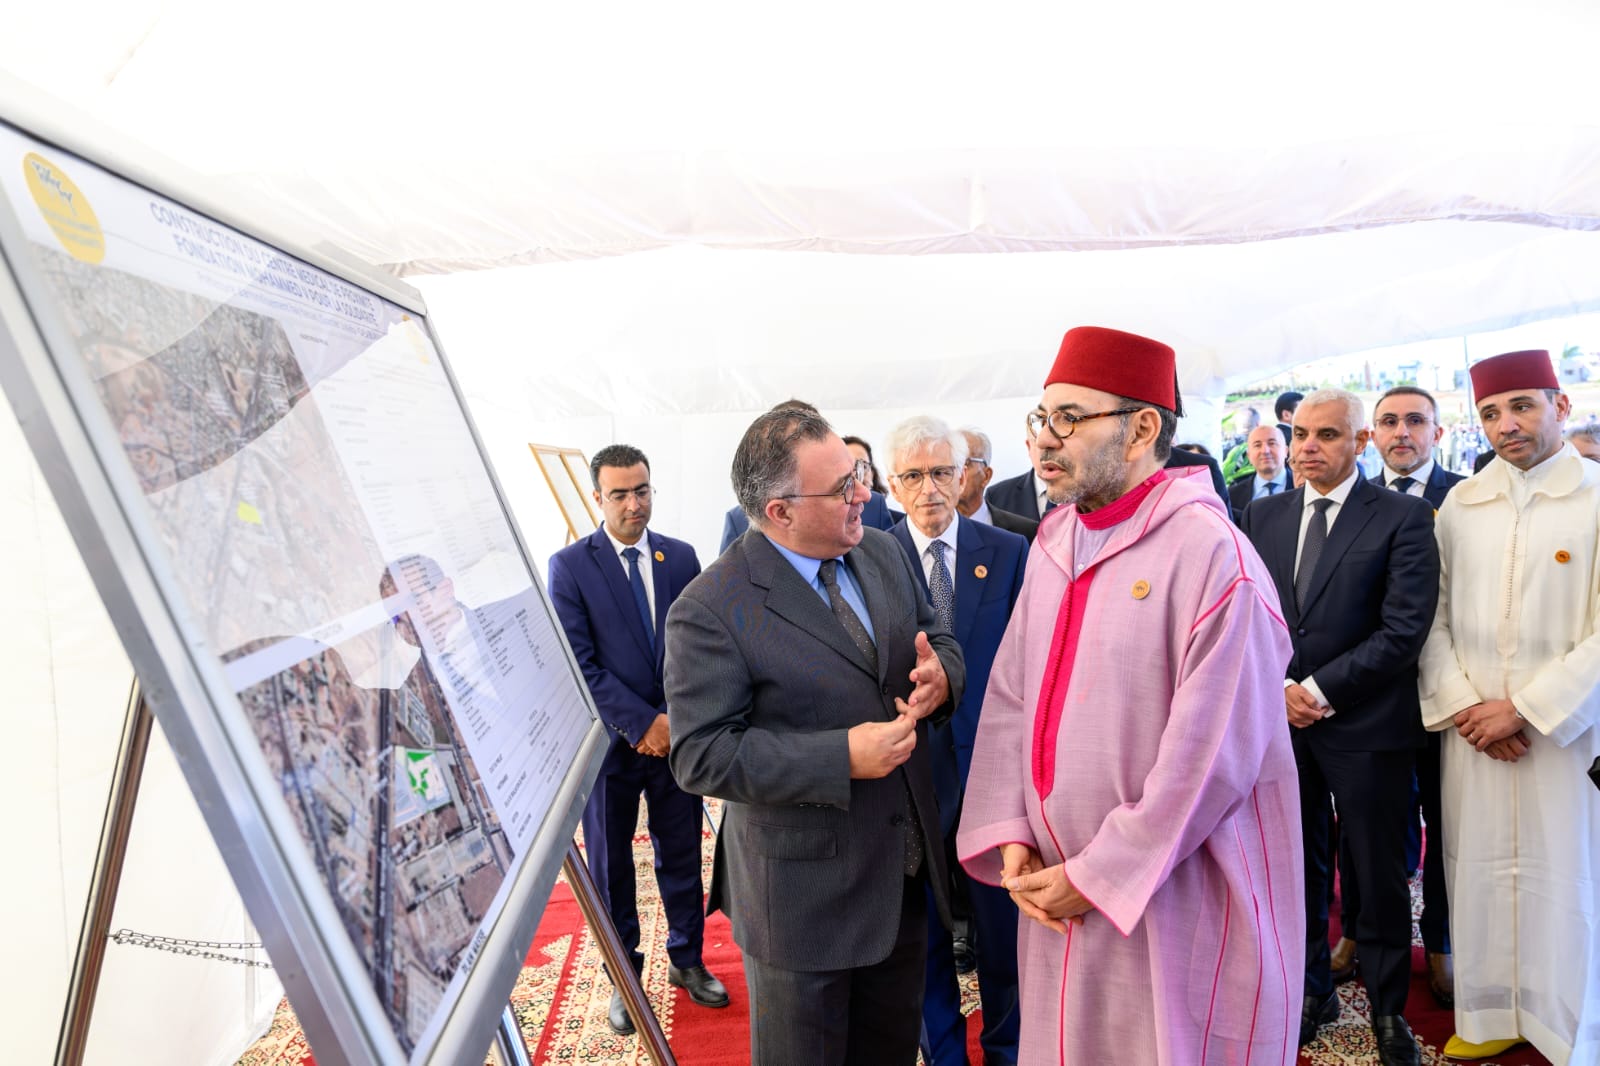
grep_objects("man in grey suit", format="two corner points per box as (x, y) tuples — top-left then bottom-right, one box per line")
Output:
(666, 408), (966, 1065)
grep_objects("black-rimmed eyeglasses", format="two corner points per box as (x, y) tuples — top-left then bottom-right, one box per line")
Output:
(781, 459), (872, 506)
(1026, 406), (1143, 441)
(604, 486), (654, 503)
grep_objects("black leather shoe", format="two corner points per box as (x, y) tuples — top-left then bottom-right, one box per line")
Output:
(668, 963), (730, 1008)
(1372, 1015), (1420, 1066)
(1299, 990), (1340, 1047)
(953, 934), (977, 974)
(607, 987), (635, 1035)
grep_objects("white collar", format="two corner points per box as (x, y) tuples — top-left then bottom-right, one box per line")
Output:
(603, 523), (648, 558)
(1382, 458), (1435, 486)
(1304, 465), (1362, 508)
(906, 514), (958, 559)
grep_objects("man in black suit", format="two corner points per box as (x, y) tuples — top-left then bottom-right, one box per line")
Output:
(1240, 388), (1438, 1066)
(956, 427), (1038, 542)
(1331, 385), (1465, 1007)
(1276, 390), (1305, 446)
(1228, 424), (1293, 523)
(666, 408), (966, 1065)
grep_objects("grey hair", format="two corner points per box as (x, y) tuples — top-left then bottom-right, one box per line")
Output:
(1297, 388), (1366, 436)
(732, 408), (835, 528)
(959, 426), (993, 463)
(884, 415), (969, 473)
(1568, 424), (1600, 444)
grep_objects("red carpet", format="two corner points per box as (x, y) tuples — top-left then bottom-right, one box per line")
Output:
(237, 809), (1557, 1065)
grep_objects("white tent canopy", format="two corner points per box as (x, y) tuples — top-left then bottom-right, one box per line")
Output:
(5, 3), (1600, 1062)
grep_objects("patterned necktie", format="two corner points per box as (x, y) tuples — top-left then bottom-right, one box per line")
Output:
(926, 542), (955, 634)
(622, 547), (655, 649)
(817, 558), (922, 876)
(818, 559), (877, 672)
(1295, 498), (1334, 609)
(1391, 476), (1417, 494)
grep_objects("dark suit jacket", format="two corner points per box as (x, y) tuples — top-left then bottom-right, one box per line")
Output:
(1239, 477), (1438, 751)
(988, 505), (1038, 543)
(1166, 446), (1229, 504)
(1228, 469), (1293, 525)
(1368, 463), (1465, 509)
(665, 527), (965, 971)
(720, 491), (896, 553)
(548, 527), (702, 773)
(985, 470), (1040, 521)
(887, 516), (1026, 836)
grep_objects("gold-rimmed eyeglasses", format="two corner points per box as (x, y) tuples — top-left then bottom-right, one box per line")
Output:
(892, 466), (958, 490)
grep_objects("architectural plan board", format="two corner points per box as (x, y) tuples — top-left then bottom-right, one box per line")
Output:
(0, 80), (608, 1066)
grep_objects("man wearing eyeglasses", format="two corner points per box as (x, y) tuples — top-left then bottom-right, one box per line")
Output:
(547, 444), (729, 1036)
(958, 326), (1305, 1065)
(956, 427), (1039, 543)
(1327, 385), (1464, 1010)
(665, 408), (965, 1065)
(884, 415), (1027, 1066)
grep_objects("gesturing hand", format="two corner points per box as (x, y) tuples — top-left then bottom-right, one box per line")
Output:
(895, 631), (949, 720)
(847, 714), (917, 778)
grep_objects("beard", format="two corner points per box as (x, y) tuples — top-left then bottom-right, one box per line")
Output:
(1042, 426), (1130, 512)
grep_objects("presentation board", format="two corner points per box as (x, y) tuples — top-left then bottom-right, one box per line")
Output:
(0, 86), (608, 1065)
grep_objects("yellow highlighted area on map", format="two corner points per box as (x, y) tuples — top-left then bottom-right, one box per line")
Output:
(23, 152), (105, 264)
(236, 501), (264, 525)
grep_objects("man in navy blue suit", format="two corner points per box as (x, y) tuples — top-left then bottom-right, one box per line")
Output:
(1239, 389), (1438, 1066)
(1228, 424), (1293, 524)
(885, 415), (1027, 1066)
(548, 445), (729, 1035)
(721, 401), (897, 553)
(1330, 385), (1465, 1008)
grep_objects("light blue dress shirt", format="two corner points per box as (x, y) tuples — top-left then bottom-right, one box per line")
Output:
(766, 536), (877, 642)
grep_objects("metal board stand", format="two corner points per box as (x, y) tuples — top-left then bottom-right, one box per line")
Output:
(51, 681), (655, 1066)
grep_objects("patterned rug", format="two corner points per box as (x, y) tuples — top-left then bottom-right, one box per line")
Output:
(237, 807), (1553, 1066)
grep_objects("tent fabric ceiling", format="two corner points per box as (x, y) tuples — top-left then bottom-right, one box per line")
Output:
(2, 1), (1600, 417)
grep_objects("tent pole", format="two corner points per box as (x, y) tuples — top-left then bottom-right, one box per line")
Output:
(55, 679), (151, 1066)
(563, 841), (678, 1065)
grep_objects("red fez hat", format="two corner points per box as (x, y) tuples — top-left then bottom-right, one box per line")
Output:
(1045, 326), (1176, 410)
(1469, 349), (1558, 399)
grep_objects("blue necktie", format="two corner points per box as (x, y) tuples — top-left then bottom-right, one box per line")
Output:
(623, 547), (655, 649)
(1262, 481), (1279, 497)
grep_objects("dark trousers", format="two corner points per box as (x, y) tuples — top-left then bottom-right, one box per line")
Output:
(1339, 732), (1450, 954)
(1296, 737), (1415, 1016)
(744, 875), (928, 1066)
(581, 749), (706, 974)
(922, 873), (1019, 1065)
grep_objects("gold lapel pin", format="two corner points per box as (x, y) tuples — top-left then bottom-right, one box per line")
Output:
(1556, 550), (1572, 564)
(974, 565), (989, 579)
(654, 550), (665, 562)
(1132, 579), (1151, 600)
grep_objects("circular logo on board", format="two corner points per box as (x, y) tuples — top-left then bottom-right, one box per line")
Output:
(23, 152), (104, 264)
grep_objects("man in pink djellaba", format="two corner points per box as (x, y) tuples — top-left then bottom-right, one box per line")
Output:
(958, 326), (1305, 1064)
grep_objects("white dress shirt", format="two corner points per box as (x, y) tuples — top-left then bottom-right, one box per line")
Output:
(969, 498), (994, 525)
(1380, 458), (1434, 497)
(1289, 466), (1363, 714)
(1033, 472), (1051, 516)
(905, 516), (958, 596)
(604, 523), (655, 620)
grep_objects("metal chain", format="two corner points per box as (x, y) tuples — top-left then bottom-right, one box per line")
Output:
(109, 928), (273, 969)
